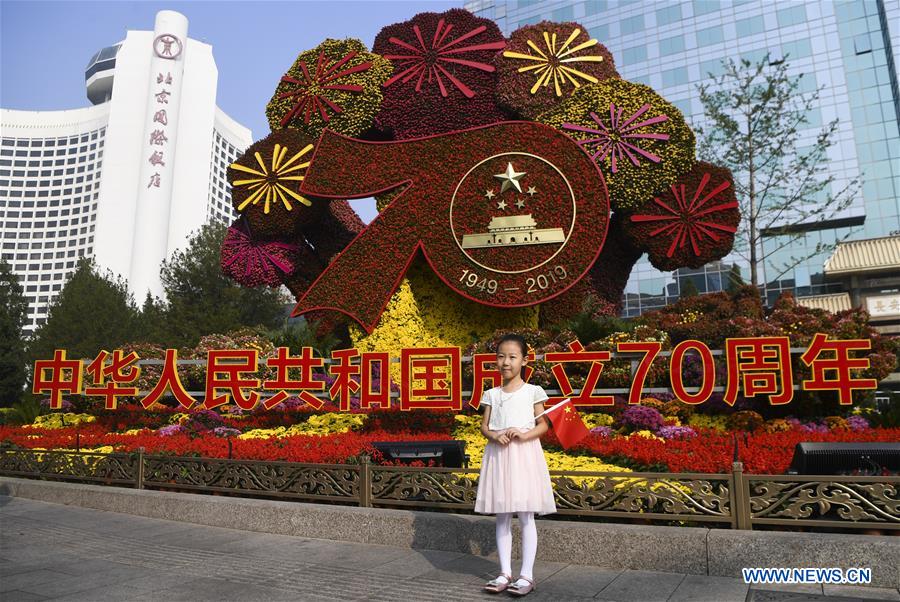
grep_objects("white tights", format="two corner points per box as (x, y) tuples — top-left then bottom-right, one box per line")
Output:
(495, 512), (537, 581)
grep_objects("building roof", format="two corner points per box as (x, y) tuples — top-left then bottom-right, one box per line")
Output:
(796, 293), (852, 313)
(824, 235), (900, 275)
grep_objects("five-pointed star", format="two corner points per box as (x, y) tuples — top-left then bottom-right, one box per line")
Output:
(494, 162), (526, 194)
(526, 186), (537, 196)
(484, 189), (496, 199)
(515, 199), (526, 209)
(497, 200), (508, 210)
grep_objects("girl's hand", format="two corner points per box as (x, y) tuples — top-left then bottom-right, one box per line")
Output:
(508, 429), (528, 441)
(493, 432), (511, 445)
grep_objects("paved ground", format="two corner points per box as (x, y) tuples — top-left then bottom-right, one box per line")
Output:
(1, 496), (898, 602)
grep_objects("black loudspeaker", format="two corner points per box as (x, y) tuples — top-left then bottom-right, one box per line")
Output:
(371, 440), (468, 468)
(786, 442), (900, 475)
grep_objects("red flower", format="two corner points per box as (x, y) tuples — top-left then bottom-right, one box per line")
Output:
(625, 162), (740, 271)
(221, 221), (302, 288)
(373, 8), (509, 139)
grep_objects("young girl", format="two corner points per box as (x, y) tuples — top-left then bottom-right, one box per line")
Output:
(475, 333), (556, 597)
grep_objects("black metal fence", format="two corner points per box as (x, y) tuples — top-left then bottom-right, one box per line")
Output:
(1, 449), (897, 531)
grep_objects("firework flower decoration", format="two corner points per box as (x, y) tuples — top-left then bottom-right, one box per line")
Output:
(625, 161), (740, 271)
(373, 8), (508, 139)
(221, 220), (302, 288)
(228, 129), (326, 240)
(538, 78), (695, 211)
(496, 21), (618, 119)
(267, 38), (392, 138)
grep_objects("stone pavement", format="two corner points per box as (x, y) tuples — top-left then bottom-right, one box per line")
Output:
(1, 496), (897, 602)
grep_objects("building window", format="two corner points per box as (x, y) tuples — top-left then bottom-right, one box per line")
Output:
(736, 15), (765, 38)
(656, 4), (682, 26)
(659, 34), (685, 55)
(854, 34), (872, 55)
(662, 66), (689, 87)
(696, 25), (724, 47)
(620, 14), (644, 35)
(621, 44), (647, 66)
(776, 5), (806, 28)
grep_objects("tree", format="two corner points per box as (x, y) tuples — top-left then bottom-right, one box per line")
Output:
(696, 55), (859, 288)
(679, 278), (699, 298)
(726, 264), (745, 293)
(161, 222), (288, 347)
(0, 259), (28, 406)
(133, 292), (171, 345)
(28, 259), (138, 365)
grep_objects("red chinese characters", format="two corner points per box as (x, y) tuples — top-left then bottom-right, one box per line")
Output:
(545, 340), (614, 406)
(262, 347), (325, 410)
(84, 350), (141, 410)
(140, 349), (197, 409)
(32, 350), (83, 409)
(800, 333), (879, 405)
(724, 337), (794, 406)
(400, 347), (462, 411)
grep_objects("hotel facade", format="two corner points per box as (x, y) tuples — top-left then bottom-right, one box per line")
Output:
(0, 11), (252, 335)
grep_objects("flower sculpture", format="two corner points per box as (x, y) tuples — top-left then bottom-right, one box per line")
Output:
(538, 78), (695, 212)
(373, 8), (508, 139)
(625, 162), (740, 271)
(495, 21), (618, 119)
(228, 129), (323, 240)
(219, 8), (741, 362)
(266, 38), (392, 138)
(220, 221), (302, 288)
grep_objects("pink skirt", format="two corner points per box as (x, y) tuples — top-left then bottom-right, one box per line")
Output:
(475, 432), (557, 515)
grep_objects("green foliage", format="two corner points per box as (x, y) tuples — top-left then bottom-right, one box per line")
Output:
(726, 264), (745, 292)
(0, 258), (28, 407)
(160, 222), (288, 347)
(696, 55), (859, 287)
(268, 318), (340, 356)
(10, 395), (42, 425)
(132, 292), (171, 345)
(566, 312), (634, 345)
(679, 279), (699, 298)
(27, 259), (138, 367)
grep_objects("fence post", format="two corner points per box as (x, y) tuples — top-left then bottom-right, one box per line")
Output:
(732, 461), (751, 530)
(136, 447), (145, 490)
(359, 456), (372, 508)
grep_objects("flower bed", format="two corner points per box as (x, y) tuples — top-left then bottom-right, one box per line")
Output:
(4, 404), (896, 475)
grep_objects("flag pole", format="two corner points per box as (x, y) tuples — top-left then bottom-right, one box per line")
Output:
(535, 398), (571, 419)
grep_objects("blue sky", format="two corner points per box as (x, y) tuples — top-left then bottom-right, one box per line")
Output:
(1, 0), (459, 222)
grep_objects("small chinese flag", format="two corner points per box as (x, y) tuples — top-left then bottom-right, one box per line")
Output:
(541, 399), (590, 449)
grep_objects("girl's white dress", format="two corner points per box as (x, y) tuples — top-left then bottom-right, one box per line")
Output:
(474, 383), (557, 515)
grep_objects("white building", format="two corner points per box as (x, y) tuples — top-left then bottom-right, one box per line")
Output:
(0, 10), (252, 335)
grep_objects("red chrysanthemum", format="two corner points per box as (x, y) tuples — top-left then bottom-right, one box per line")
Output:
(221, 221), (303, 288)
(373, 8), (509, 139)
(625, 162), (741, 271)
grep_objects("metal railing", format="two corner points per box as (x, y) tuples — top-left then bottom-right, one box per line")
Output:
(1, 448), (896, 531)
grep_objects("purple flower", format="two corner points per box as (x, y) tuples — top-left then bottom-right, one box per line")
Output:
(157, 424), (187, 436)
(657, 425), (697, 439)
(212, 426), (241, 437)
(590, 426), (614, 437)
(40, 398), (73, 411)
(846, 415), (870, 431)
(800, 421), (828, 433)
(618, 405), (665, 432)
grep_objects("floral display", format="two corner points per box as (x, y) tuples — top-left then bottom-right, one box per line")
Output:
(495, 21), (618, 119)
(625, 162), (740, 271)
(617, 405), (665, 433)
(372, 9), (508, 139)
(220, 220), (303, 288)
(228, 129), (322, 240)
(6, 404), (898, 475)
(538, 78), (695, 211)
(266, 38), (392, 138)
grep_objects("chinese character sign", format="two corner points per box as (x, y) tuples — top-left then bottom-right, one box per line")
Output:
(33, 335), (882, 411)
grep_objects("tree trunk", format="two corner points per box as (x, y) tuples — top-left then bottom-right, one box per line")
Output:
(748, 120), (758, 288)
